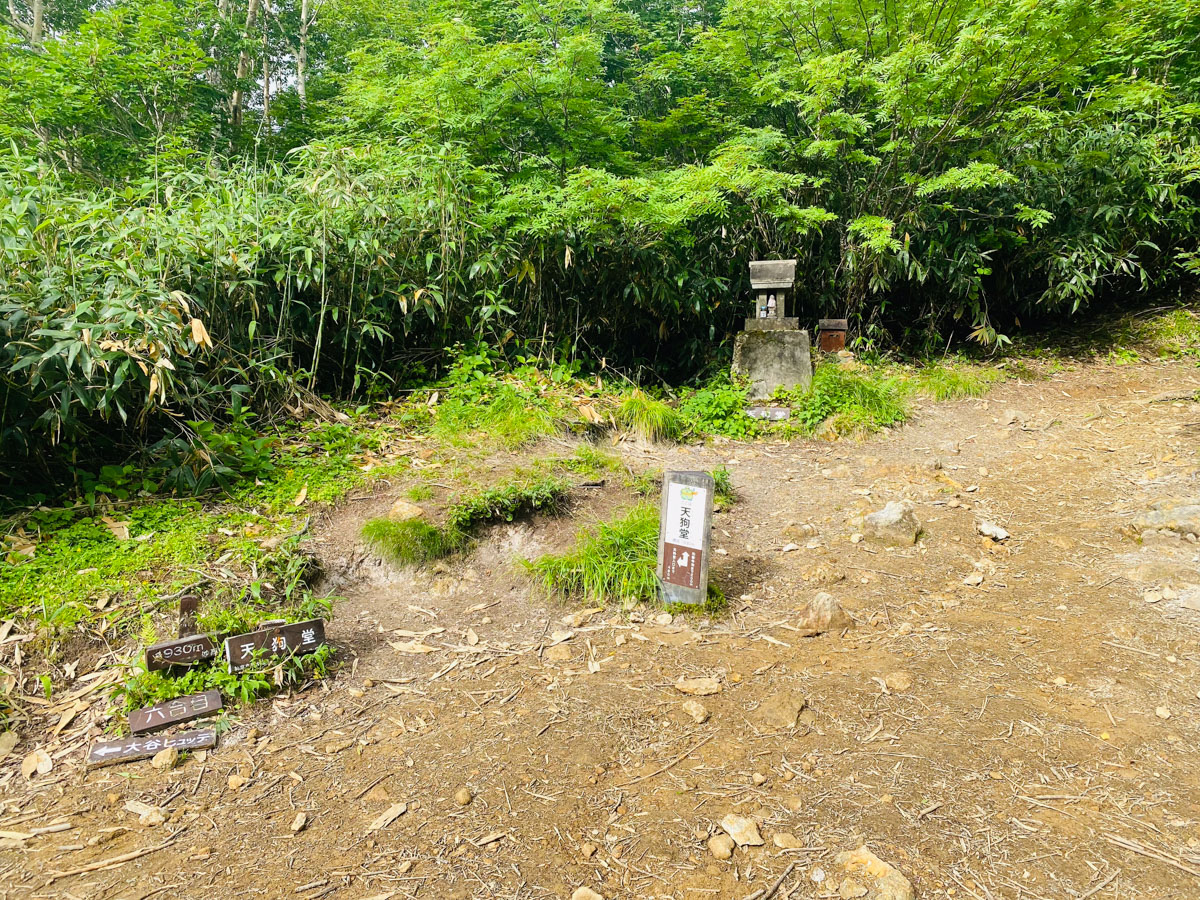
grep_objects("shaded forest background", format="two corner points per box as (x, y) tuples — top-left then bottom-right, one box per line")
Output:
(1, 0), (1199, 469)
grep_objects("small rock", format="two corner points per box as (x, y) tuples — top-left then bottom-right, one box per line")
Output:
(1156, 706), (1171, 720)
(674, 677), (722, 696)
(571, 888), (604, 900)
(545, 644), (573, 661)
(150, 747), (179, 770)
(781, 542), (799, 553)
(720, 813), (764, 847)
(682, 700), (710, 724)
(850, 533), (864, 544)
(1144, 589), (1163, 604)
(783, 523), (819, 541)
(862, 501), (921, 546)
(227, 775), (248, 791)
(883, 672), (913, 693)
(925, 458), (943, 471)
(708, 833), (736, 860)
(1161, 586), (1178, 601)
(581, 842), (597, 859)
(963, 572), (984, 587)
(773, 832), (804, 850)
(1004, 410), (1027, 426)
(839, 878), (869, 899)
(978, 521), (1010, 542)
(833, 846), (914, 900)
(1132, 503), (1200, 539)
(290, 812), (307, 833)
(454, 786), (473, 806)
(751, 772), (767, 785)
(562, 608), (602, 628)
(387, 499), (427, 522)
(753, 693), (807, 729)
(795, 592), (853, 637)
(653, 612), (673, 626)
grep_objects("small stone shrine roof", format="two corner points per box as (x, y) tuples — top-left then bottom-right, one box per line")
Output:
(748, 259), (797, 291)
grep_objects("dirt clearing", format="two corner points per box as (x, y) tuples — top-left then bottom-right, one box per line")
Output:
(4, 359), (1200, 900)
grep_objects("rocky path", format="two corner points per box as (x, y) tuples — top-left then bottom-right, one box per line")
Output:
(4, 359), (1200, 900)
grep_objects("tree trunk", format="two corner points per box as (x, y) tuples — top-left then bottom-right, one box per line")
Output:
(230, 0), (262, 128)
(296, 0), (310, 110)
(29, 0), (42, 48)
(262, 25), (270, 125)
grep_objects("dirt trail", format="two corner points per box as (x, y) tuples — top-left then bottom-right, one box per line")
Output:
(5, 360), (1200, 900)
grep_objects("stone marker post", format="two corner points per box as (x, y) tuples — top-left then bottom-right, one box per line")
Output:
(657, 471), (714, 606)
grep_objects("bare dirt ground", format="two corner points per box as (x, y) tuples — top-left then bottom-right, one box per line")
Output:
(5, 358), (1200, 900)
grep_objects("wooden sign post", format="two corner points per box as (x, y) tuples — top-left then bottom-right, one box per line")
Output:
(224, 618), (326, 673)
(145, 635), (218, 671)
(129, 690), (223, 735)
(86, 728), (217, 768)
(656, 471), (714, 606)
(178, 595), (200, 638)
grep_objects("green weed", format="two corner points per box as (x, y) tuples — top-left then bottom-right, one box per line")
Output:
(790, 365), (909, 437)
(1136, 308), (1200, 358)
(665, 582), (728, 617)
(523, 505), (660, 608)
(361, 518), (469, 566)
(446, 476), (570, 531)
(406, 483), (434, 502)
(913, 363), (1003, 400)
(679, 379), (760, 439)
(616, 391), (684, 443)
(550, 445), (623, 479)
(711, 466), (735, 507)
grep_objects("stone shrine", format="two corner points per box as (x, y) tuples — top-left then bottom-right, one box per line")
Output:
(731, 259), (812, 400)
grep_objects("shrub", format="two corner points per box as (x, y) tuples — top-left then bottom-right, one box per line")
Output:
(792, 365), (909, 436)
(616, 391), (684, 443)
(679, 379), (760, 439)
(361, 518), (469, 566)
(523, 505), (660, 607)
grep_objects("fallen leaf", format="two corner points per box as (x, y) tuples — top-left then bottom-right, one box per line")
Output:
(389, 640), (439, 654)
(466, 628), (479, 646)
(21, 749), (51, 779)
(0, 731), (19, 760)
(100, 517), (131, 541)
(293, 485), (308, 507)
(367, 802), (407, 833)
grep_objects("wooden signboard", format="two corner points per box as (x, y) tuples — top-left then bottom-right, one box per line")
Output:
(145, 634), (218, 671)
(656, 471), (714, 606)
(224, 618), (326, 673)
(129, 690), (223, 735)
(86, 728), (216, 768)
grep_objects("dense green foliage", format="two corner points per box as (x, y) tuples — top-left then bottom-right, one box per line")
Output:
(2, 0), (1199, 474)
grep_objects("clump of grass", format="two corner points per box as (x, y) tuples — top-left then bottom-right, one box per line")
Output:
(666, 582), (728, 617)
(446, 476), (569, 531)
(552, 445), (623, 478)
(913, 363), (1003, 400)
(434, 385), (561, 448)
(1136, 308), (1200, 357)
(627, 467), (662, 497)
(523, 505), (659, 607)
(406, 483), (434, 502)
(792, 364), (909, 437)
(711, 466), (735, 507)
(616, 390), (684, 442)
(361, 518), (469, 566)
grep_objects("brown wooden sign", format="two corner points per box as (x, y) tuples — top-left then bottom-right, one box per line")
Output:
(145, 634), (217, 671)
(86, 728), (216, 768)
(224, 618), (326, 673)
(129, 690), (222, 735)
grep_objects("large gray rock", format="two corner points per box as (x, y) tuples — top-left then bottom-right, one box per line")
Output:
(1133, 503), (1200, 538)
(863, 501), (921, 546)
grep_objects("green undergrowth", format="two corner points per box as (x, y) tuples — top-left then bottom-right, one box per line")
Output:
(712, 466), (735, 507)
(361, 518), (470, 566)
(789, 365), (911, 436)
(362, 474), (571, 567)
(523, 504), (660, 608)
(616, 390), (684, 442)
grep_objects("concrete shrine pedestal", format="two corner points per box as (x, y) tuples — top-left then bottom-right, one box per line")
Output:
(731, 259), (812, 400)
(732, 327), (812, 400)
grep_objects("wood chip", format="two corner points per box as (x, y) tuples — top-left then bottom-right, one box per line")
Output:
(366, 803), (407, 833)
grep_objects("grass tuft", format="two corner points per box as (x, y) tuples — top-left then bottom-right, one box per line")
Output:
(434, 385), (561, 448)
(913, 363), (1003, 400)
(446, 476), (569, 532)
(791, 364), (909, 437)
(711, 466), (735, 507)
(523, 505), (659, 607)
(616, 390), (684, 442)
(361, 518), (468, 566)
